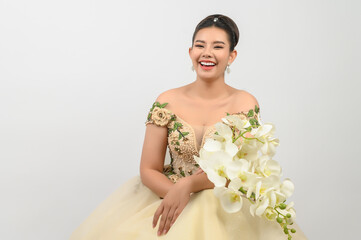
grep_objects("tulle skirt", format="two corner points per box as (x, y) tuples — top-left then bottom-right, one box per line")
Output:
(69, 175), (308, 240)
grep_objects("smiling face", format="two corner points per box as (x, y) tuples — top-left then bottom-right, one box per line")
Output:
(189, 26), (237, 80)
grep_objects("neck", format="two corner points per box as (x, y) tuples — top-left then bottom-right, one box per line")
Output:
(187, 75), (232, 101)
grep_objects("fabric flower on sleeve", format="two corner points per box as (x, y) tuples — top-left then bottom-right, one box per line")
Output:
(150, 107), (171, 127)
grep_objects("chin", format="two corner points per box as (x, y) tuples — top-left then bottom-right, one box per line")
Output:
(197, 71), (222, 78)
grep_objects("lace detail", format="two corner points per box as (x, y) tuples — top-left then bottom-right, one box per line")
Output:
(145, 101), (261, 183)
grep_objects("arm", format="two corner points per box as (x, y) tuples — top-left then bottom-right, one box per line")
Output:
(139, 93), (176, 198)
(139, 122), (174, 199)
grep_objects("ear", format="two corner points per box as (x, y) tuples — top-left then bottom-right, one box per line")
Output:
(188, 47), (192, 57)
(228, 50), (237, 64)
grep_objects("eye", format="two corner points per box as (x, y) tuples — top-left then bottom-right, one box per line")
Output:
(215, 46), (223, 49)
(195, 45), (204, 48)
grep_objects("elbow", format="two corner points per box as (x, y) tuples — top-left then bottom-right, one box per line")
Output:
(139, 167), (147, 185)
(139, 167), (158, 186)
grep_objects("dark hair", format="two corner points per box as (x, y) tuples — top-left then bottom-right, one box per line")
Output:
(192, 14), (240, 52)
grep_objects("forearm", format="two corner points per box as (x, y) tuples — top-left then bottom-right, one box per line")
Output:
(186, 172), (215, 194)
(140, 168), (174, 198)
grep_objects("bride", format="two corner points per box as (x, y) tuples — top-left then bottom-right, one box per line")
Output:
(70, 14), (308, 240)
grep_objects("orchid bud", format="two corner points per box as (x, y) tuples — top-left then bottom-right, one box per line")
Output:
(279, 203), (287, 209)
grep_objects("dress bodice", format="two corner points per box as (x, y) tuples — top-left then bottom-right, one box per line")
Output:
(145, 101), (261, 183)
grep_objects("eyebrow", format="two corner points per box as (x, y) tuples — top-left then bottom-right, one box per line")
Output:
(195, 40), (226, 45)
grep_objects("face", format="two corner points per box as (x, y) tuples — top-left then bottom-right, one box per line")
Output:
(189, 26), (237, 80)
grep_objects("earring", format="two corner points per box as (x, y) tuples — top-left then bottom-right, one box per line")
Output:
(191, 65), (195, 72)
(226, 64), (231, 74)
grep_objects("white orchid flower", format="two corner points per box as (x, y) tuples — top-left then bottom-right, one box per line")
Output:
(250, 175), (280, 200)
(262, 207), (278, 221)
(250, 184), (281, 217)
(203, 138), (222, 152)
(250, 195), (269, 217)
(280, 178), (294, 198)
(259, 158), (282, 177)
(260, 137), (279, 157)
(251, 123), (274, 138)
(214, 122), (233, 142)
(277, 201), (297, 221)
(226, 158), (250, 179)
(223, 115), (251, 130)
(235, 140), (259, 162)
(195, 151), (233, 187)
(214, 186), (243, 213)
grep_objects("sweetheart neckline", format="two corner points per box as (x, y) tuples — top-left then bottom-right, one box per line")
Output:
(164, 108), (255, 152)
(173, 116), (214, 152)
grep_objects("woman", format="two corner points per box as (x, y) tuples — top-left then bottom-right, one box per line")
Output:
(70, 14), (308, 239)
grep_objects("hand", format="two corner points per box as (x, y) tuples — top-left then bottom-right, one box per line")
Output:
(152, 178), (192, 236)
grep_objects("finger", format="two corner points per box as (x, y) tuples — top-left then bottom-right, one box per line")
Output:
(170, 208), (181, 227)
(170, 203), (187, 226)
(152, 204), (164, 228)
(158, 205), (171, 236)
(162, 206), (177, 235)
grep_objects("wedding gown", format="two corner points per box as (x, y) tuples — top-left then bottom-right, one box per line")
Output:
(69, 101), (308, 240)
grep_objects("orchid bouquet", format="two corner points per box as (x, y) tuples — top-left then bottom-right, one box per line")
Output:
(193, 106), (298, 239)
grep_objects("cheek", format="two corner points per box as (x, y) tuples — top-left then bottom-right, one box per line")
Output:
(191, 50), (202, 58)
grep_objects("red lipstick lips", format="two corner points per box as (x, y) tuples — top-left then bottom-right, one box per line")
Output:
(199, 60), (216, 70)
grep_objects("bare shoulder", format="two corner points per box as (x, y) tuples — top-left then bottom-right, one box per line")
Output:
(154, 88), (180, 110)
(234, 89), (260, 110)
(155, 89), (174, 101)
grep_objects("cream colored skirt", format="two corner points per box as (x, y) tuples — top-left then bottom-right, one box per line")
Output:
(69, 175), (308, 240)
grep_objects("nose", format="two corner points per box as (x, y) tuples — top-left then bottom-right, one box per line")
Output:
(201, 46), (213, 58)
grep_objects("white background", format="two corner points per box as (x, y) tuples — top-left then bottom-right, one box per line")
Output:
(1, 0), (360, 239)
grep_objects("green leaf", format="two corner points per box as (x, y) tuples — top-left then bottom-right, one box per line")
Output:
(249, 118), (257, 125)
(160, 103), (168, 108)
(182, 132), (189, 136)
(239, 187), (247, 194)
(178, 134), (182, 140)
(180, 170), (185, 177)
(255, 105), (259, 113)
(247, 109), (254, 117)
(170, 156), (174, 164)
(250, 192), (255, 199)
(173, 122), (181, 131)
(176, 141), (180, 145)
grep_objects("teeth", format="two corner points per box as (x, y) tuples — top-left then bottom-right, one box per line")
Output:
(200, 62), (215, 66)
